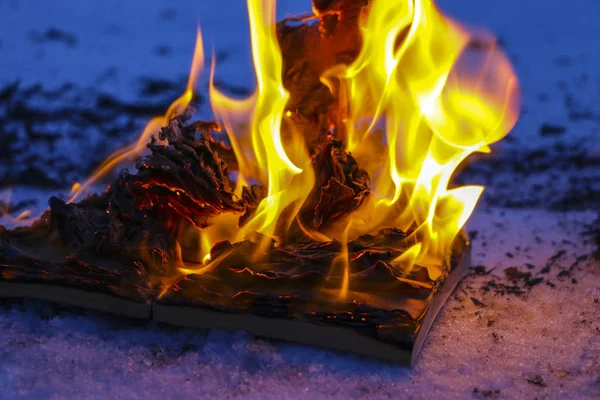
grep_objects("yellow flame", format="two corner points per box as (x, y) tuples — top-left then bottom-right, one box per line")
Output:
(238, 0), (313, 238)
(206, 0), (314, 247)
(209, 55), (257, 195)
(321, 0), (520, 274)
(391, 242), (422, 277)
(68, 27), (206, 203)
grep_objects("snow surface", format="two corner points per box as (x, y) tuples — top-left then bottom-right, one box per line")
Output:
(0, 0), (599, 398)
(0, 0), (311, 99)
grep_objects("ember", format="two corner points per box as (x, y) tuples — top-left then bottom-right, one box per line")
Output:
(0, 0), (519, 364)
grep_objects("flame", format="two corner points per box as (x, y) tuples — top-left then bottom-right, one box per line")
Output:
(68, 27), (206, 203)
(321, 0), (520, 275)
(70, 0), (519, 279)
(207, 0), (314, 245)
(237, 0), (314, 239)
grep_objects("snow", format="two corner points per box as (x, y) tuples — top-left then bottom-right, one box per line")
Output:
(0, 0), (599, 398)
(0, 0), (311, 100)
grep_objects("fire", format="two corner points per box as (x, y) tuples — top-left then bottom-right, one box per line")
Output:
(232, 0), (313, 238)
(320, 0), (519, 277)
(204, 0), (315, 258)
(71, 0), (519, 280)
(209, 0), (519, 277)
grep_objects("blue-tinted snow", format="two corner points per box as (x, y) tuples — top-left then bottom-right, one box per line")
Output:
(0, 0), (311, 103)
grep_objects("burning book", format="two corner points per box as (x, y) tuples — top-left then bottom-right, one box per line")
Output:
(0, 0), (519, 365)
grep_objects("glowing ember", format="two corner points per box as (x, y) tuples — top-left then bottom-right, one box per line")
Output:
(69, 0), (520, 283)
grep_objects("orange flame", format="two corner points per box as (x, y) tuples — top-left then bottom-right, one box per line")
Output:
(68, 27), (206, 204)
